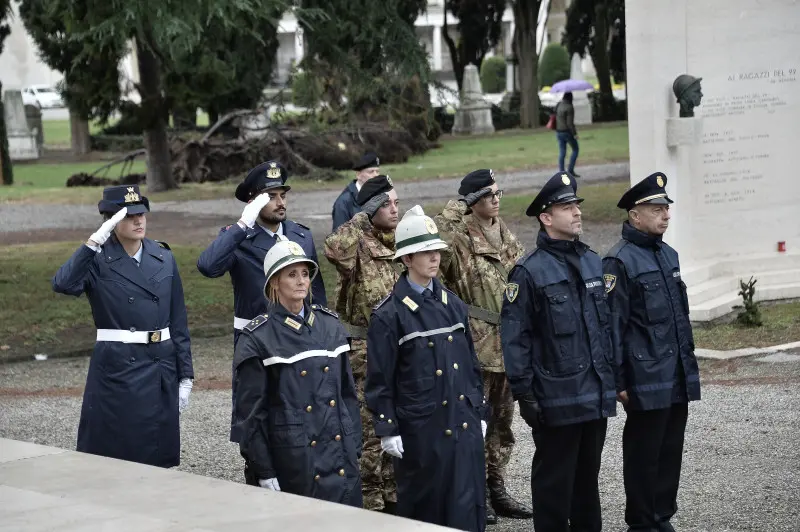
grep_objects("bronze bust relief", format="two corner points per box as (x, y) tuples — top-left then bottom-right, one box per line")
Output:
(672, 74), (703, 117)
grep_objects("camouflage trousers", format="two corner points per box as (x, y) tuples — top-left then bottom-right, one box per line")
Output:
(351, 342), (397, 511)
(483, 370), (516, 482)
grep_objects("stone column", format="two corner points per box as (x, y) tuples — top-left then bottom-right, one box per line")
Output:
(432, 25), (443, 71)
(294, 27), (305, 63)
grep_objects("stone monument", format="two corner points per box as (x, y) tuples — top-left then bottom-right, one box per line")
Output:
(452, 64), (495, 136)
(626, 0), (800, 321)
(569, 53), (593, 126)
(3, 90), (40, 161)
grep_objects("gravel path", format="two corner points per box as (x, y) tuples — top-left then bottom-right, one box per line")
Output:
(1, 348), (798, 532)
(0, 163), (628, 234)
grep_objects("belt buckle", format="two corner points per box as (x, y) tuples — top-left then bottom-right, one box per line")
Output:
(148, 330), (161, 344)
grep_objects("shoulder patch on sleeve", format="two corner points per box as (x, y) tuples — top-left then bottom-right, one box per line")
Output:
(373, 291), (392, 311)
(310, 304), (339, 319)
(244, 314), (269, 332)
(603, 274), (617, 293)
(156, 240), (171, 250)
(504, 283), (520, 303)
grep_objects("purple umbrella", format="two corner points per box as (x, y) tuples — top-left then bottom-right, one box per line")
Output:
(549, 79), (594, 93)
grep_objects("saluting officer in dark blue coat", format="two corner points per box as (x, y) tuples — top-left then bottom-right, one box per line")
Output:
(331, 152), (381, 232)
(603, 172), (701, 532)
(52, 185), (194, 468)
(232, 236), (362, 507)
(197, 160), (327, 444)
(501, 172), (616, 532)
(365, 205), (489, 532)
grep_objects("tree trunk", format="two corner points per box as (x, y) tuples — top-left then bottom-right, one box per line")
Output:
(590, 1), (615, 120)
(136, 36), (176, 192)
(69, 110), (92, 155)
(0, 80), (12, 185)
(512, 0), (543, 128)
(442, 8), (464, 91)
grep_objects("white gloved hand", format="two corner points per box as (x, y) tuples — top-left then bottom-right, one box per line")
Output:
(381, 435), (404, 459)
(178, 378), (193, 413)
(481, 420), (488, 439)
(239, 193), (272, 229)
(88, 207), (127, 246)
(258, 478), (281, 491)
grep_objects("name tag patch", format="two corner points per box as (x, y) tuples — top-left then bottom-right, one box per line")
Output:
(585, 280), (603, 289)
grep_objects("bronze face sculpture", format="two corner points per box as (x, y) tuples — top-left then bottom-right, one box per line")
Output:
(672, 74), (703, 117)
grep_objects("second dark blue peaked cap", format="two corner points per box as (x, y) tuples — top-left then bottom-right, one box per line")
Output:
(526, 172), (583, 217)
(617, 172), (674, 211)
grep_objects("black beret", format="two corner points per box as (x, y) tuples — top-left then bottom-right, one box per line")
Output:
(356, 174), (394, 205)
(353, 152), (380, 171)
(458, 169), (495, 195)
(525, 172), (583, 217)
(98, 184), (150, 215)
(235, 160), (290, 202)
(617, 172), (673, 210)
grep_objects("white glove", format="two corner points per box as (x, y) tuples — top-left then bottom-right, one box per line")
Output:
(481, 420), (488, 439)
(381, 435), (404, 458)
(178, 378), (193, 413)
(258, 478), (281, 491)
(239, 193), (272, 229)
(88, 207), (127, 246)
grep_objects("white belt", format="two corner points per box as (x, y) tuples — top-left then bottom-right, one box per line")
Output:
(96, 327), (171, 344)
(234, 316), (252, 330)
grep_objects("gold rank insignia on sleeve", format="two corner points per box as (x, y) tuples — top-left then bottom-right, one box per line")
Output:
(504, 282), (519, 303)
(604, 274), (617, 293)
(441, 291), (448, 305)
(284, 317), (302, 330)
(307, 312), (315, 327)
(402, 296), (419, 311)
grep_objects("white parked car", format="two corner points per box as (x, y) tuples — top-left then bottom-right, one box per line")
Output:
(21, 85), (65, 109)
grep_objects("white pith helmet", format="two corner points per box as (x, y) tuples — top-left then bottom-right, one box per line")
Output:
(393, 205), (448, 259)
(262, 236), (319, 297)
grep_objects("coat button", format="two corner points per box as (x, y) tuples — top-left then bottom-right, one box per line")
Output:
(329, 400), (336, 407)
(128, 297), (135, 304)
(314, 474), (320, 481)
(387, 419), (393, 424)
(379, 414), (385, 419)
(435, 369), (443, 376)
(453, 363), (459, 370)
(428, 341), (434, 347)
(442, 400), (448, 406)
(444, 429), (452, 436)
(447, 335), (453, 342)
(129, 327), (136, 332)
(459, 394), (465, 400)
(323, 366), (330, 373)
(300, 370), (307, 376)
(306, 405), (313, 412)
(335, 434), (341, 441)
(338, 469), (345, 477)
(462, 422), (468, 429)
(129, 357), (135, 363)
(310, 440), (317, 447)
(152, 296), (159, 302)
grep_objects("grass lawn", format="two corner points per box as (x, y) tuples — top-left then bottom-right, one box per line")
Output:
(1, 122), (629, 205)
(41, 113), (211, 147)
(692, 301), (800, 351)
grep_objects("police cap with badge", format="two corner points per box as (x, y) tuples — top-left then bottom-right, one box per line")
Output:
(98, 184), (150, 215)
(235, 160), (290, 202)
(525, 172), (583, 218)
(616, 172), (673, 211)
(458, 168), (497, 207)
(356, 174), (394, 218)
(353, 152), (380, 171)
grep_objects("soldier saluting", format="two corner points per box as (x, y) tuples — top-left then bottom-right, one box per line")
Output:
(501, 172), (616, 532)
(603, 172), (701, 532)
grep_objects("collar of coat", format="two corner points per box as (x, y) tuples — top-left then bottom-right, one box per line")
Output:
(392, 272), (449, 312)
(464, 215), (511, 257)
(353, 213), (395, 259)
(269, 301), (315, 334)
(102, 237), (168, 296)
(622, 220), (663, 249)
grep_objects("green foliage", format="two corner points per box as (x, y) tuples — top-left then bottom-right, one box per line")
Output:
(562, 0), (625, 83)
(480, 56), (507, 93)
(443, 0), (506, 90)
(736, 276), (764, 327)
(538, 43), (570, 88)
(290, 70), (323, 108)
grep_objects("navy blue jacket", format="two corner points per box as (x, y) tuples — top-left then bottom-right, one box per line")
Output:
(197, 219), (327, 339)
(366, 274), (487, 532)
(52, 237), (193, 468)
(501, 231), (617, 427)
(232, 303), (362, 507)
(331, 181), (360, 232)
(603, 222), (701, 411)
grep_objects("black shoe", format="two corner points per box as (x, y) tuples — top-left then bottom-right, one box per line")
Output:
(486, 491), (498, 525)
(489, 477), (533, 519)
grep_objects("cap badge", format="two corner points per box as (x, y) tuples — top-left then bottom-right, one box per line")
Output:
(561, 174), (571, 186)
(287, 242), (304, 256)
(424, 218), (437, 234)
(375, 157), (380, 166)
(386, 175), (393, 187)
(656, 175), (664, 187)
(124, 187), (140, 203)
(266, 163), (282, 179)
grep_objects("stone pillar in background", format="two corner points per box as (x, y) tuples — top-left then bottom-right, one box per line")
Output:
(452, 64), (495, 135)
(3, 90), (39, 161)
(432, 25), (443, 71)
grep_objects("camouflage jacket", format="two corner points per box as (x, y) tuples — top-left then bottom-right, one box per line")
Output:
(436, 200), (525, 372)
(323, 212), (402, 331)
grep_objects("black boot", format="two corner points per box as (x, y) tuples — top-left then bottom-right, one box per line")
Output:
(381, 501), (397, 515)
(489, 476), (533, 519)
(486, 488), (498, 525)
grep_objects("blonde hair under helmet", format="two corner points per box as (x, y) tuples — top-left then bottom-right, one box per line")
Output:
(262, 235), (319, 300)
(393, 205), (448, 259)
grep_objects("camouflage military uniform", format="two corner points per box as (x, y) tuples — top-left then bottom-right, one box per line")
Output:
(436, 200), (526, 500)
(324, 212), (401, 511)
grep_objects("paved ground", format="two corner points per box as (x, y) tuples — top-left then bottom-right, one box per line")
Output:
(1, 340), (798, 532)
